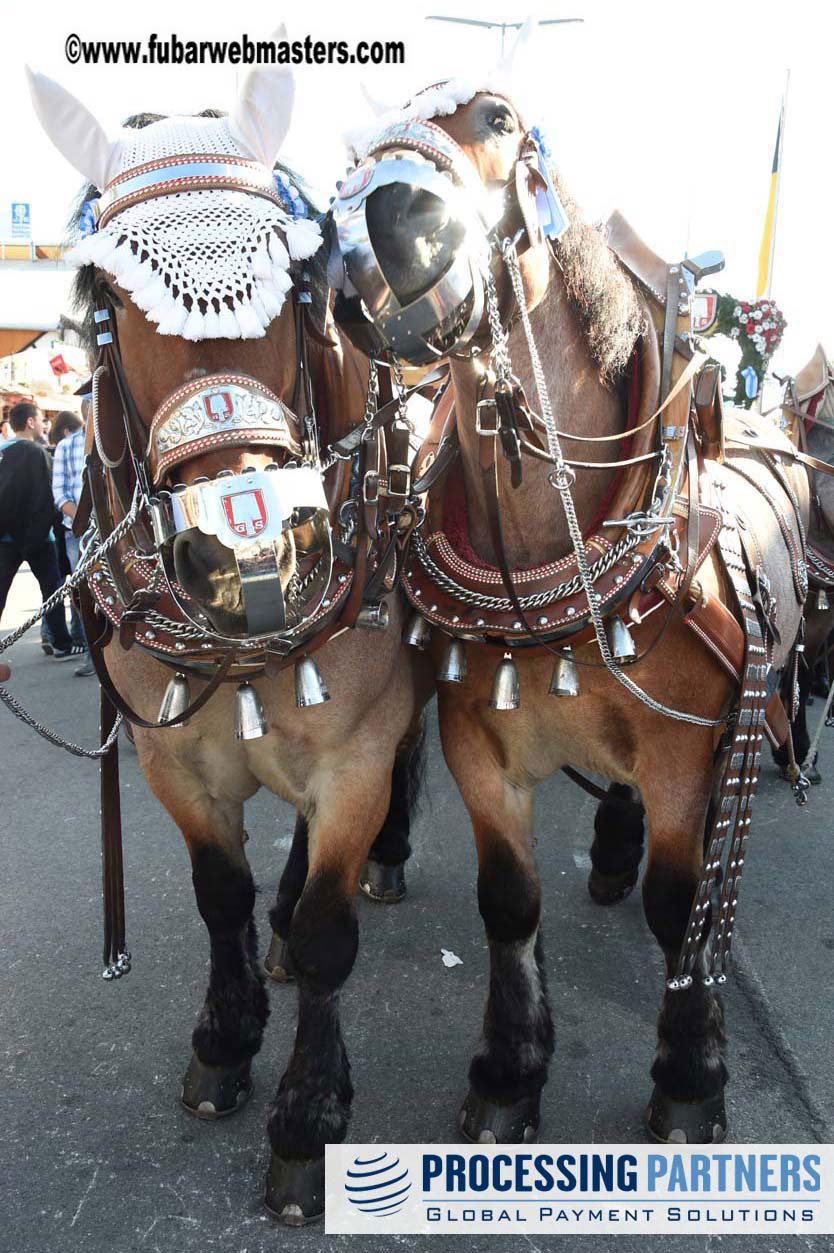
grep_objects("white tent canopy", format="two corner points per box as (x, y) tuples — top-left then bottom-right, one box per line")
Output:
(0, 264), (77, 332)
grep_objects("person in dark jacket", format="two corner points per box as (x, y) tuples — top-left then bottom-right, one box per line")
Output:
(0, 401), (76, 658)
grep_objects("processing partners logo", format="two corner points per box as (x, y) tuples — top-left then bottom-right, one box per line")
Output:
(344, 1150), (412, 1217)
(326, 1144), (834, 1235)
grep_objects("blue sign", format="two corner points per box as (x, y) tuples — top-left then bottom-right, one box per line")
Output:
(10, 202), (31, 240)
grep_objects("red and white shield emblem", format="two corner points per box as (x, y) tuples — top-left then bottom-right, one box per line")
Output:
(691, 292), (718, 335)
(204, 391), (234, 422)
(221, 489), (268, 539)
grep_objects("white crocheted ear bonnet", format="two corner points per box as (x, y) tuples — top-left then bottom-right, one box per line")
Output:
(70, 115), (321, 341)
(27, 31), (321, 341)
(344, 17), (542, 162)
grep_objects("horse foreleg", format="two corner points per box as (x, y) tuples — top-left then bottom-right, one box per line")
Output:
(265, 763), (392, 1225)
(441, 721), (554, 1143)
(588, 782), (645, 905)
(360, 712), (427, 903)
(138, 746), (268, 1119)
(639, 752), (728, 1144)
(265, 812), (308, 982)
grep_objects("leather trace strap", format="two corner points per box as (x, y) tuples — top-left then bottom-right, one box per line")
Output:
(671, 513), (771, 990)
(100, 688), (129, 980)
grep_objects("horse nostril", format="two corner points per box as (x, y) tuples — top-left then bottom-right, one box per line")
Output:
(172, 535), (197, 590)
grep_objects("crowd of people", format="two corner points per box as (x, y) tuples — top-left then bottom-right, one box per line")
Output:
(0, 396), (93, 676)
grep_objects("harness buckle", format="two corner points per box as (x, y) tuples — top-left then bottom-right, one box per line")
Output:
(386, 464), (411, 499)
(363, 470), (380, 504)
(475, 398), (499, 436)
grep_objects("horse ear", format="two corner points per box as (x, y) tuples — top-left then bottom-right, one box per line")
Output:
(229, 25), (294, 168)
(26, 67), (118, 191)
(360, 81), (397, 118)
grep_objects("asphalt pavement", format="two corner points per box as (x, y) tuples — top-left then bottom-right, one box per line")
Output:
(2, 566), (833, 1253)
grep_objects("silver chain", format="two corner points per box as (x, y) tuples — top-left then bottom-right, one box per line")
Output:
(364, 357), (380, 425)
(319, 357), (379, 473)
(0, 485), (146, 755)
(388, 353), (410, 423)
(412, 530), (638, 611)
(499, 239), (721, 728)
(0, 485), (142, 657)
(484, 268), (513, 383)
(0, 686), (122, 758)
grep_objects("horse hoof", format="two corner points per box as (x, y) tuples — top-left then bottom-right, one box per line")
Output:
(587, 866), (638, 906)
(180, 1052), (252, 1119)
(645, 1087), (727, 1144)
(359, 859), (406, 903)
(264, 932), (295, 983)
(265, 1154), (325, 1226)
(778, 763), (822, 786)
(459, 1088), (540, 1144)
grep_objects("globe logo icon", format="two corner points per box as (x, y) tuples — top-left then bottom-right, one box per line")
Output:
(344, 1151), (411, 1216)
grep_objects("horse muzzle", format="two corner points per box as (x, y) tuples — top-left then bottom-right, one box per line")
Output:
(332, 120), (495, 365)
(150, 466), (332, 638)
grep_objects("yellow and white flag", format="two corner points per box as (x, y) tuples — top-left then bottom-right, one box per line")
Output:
(756, 94), (786, 298)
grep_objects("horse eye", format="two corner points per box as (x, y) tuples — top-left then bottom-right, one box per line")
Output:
(488, 110), (514, 134)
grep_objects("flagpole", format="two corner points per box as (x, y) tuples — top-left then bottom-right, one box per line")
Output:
(766, 70), (789, 299)
(756, 71), (789, 409)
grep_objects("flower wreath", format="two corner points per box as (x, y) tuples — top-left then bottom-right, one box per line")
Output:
(712, 294), (787, 407)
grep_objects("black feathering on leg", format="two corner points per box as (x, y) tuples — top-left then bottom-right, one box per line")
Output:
(643, 858), (728, 1104)
(190, 846), (269, 1068)
(590, 783), (645, 879)
(268, 989), (353, 1158)
(469, 930), (555, 1104)
(469, 841), (554, 1105)
(268, 870), (359, 1158)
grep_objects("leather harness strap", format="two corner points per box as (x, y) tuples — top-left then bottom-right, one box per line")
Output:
(79, 583), (236, 728)
(100, 686), (128, 978)
(674, 511), (772, 987)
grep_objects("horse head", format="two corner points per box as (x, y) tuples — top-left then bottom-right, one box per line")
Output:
(335, 65), (643, 386)
(28, 37), (357, 640)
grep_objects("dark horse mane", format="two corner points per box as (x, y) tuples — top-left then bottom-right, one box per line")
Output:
(549, 170), (645, 387)
(70, 109), (329, 356)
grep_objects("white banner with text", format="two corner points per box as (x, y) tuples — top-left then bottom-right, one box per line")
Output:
(324, 1144), (834, 1235)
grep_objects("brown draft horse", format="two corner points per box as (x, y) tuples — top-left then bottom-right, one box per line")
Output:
(29, 60), (427, 1223)
(774, 345), (834, 781)
(364, 90), (808, 1144)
